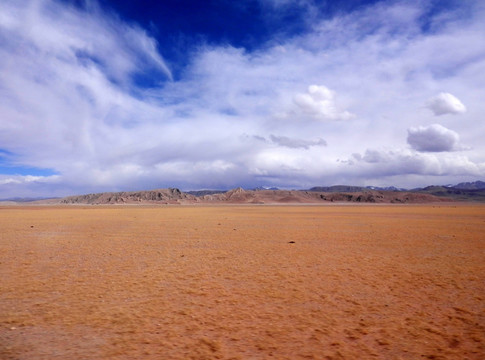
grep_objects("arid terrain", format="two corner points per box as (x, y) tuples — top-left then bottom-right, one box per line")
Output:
(57, 187), (451, 205)
(1, 205), (484, 359)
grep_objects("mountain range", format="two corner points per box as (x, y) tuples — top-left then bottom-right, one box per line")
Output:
(2, 181), (484, 205)
(29, 181), (485, 204)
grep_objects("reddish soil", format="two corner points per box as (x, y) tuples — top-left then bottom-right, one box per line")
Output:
(1, 205), (484, 359)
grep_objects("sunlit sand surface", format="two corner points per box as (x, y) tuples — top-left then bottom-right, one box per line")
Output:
(1, 205), (484, 359)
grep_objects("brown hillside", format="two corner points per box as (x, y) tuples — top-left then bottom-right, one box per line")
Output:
(54, 188), (451, 205)
(60, 188), (195, 205)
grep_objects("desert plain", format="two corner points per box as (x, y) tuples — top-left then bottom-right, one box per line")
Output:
(0, 204), (484, 359)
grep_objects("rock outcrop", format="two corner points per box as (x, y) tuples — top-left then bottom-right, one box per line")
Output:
(60, 188), (195, 205)
(56, 188), (451, 205)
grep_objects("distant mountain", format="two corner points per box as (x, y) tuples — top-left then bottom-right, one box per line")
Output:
(186, 187), (280, 196)
(0, 196), (58, 202)
(306, 185), (408, 192)
(307, 185), (368, 193)
(305, 181), (485, 202)
(5, 180), (485, 205)
(186, 190), (227, 197)
(253, 186), (279, 191)
(365, 186), (407, 191)
(47, 187), (450, 205)
(451, 181), (485, 190)
(416, 184), (485, 202)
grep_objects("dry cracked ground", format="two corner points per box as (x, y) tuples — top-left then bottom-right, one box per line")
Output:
(1, 204), (484, 359)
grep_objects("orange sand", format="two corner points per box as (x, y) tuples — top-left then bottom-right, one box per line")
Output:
(1, 205), (484, 359)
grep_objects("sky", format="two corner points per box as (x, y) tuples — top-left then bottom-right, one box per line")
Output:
(0, 0), (484, 198)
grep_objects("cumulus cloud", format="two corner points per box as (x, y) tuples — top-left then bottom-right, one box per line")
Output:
(292, 85), (354, 121)
(407, 124), (461, 152)
(426, 93), (466, 116)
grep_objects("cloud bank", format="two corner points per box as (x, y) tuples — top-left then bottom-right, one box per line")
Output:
(407, 124), (461, 152)
(0, 0), (484, 197)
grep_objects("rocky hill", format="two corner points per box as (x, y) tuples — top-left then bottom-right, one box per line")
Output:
(416, 186), (485, 202)
(54, 187), (450, 205)
(451, 181), (485, 190)
(60, 188), (195, 205)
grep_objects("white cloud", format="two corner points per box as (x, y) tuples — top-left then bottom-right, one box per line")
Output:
(0, 0), (484, 196)
(241, 134), (327, 149)
(0, 174), (60, 185)
(0, 0), (172, 166)
(426, 93), (466, 116)
(269, 134), (326, 149)
(407, 124), (461, 152)
(292, 85), (354, 121)
(0, 174), (61, 198)
(350, 148), (482, 178)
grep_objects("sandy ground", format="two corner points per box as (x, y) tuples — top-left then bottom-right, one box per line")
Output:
(0, 204), (484, 359)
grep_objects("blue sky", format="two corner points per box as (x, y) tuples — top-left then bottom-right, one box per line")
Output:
(0, 0), (484, 197)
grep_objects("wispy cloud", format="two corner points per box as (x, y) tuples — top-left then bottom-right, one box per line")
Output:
(269, 134), (327, 149)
